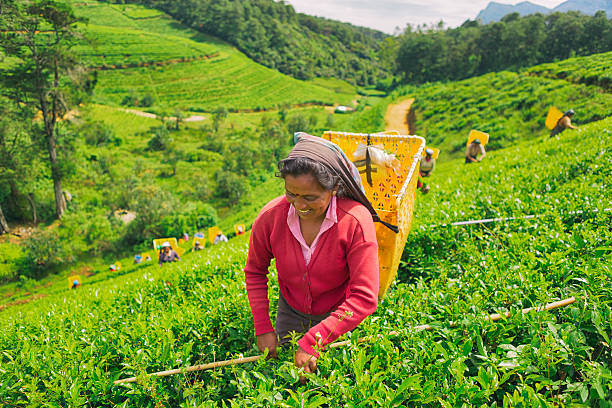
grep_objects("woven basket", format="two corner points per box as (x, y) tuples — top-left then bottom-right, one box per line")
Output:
(322, 130), (425, 298)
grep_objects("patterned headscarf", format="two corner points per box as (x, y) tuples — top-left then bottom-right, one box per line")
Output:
(279, 132), (398, 233)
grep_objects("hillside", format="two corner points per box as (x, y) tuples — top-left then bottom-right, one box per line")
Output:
(122, 0), (390, 86)
(0, 0), (372, 284)
(342, 52), (612, 160)
(70, 1), (355, 112)
(1, 115), (610, 405)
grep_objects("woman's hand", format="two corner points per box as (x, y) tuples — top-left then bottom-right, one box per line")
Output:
(294, 346), (317, 384)
(256, 332), (278, 359)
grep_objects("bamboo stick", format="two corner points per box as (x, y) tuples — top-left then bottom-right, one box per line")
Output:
(114, 296), (576, 384)
(114, 355), (261, 384)
(427, 208), (610, 228)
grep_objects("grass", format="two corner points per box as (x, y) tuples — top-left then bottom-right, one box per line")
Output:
(75, 24), (218, 67)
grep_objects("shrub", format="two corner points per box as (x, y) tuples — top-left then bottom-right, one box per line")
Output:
(81, 120), (122, 146)
(140, 93), (155, 107)
(146, 126), (173, 151)
(22, 228), (66, 277)
(215, 170), (249, 206)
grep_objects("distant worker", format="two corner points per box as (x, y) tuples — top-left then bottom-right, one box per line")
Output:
(183, 232), (189, 241)
(236, 225), (245, 235)
(465, 139), (486, 163)
(158, 241), (180, 265)
(550, 109), (577, 137)
(109, 264), (117, 272)
(416, 148), (436, 194)
(420, 149), (436, 177)
(213, 232), (228, 244)
(133, 254), (143, 264)
(194, 240), (203, 251)
(71, 279), (80, 289)
(144, 254), (152, 262)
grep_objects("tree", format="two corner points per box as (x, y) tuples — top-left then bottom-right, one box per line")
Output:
(0, 0), (89, 219)
(0, 96), (44, 225)
(0, 205), (9, 234)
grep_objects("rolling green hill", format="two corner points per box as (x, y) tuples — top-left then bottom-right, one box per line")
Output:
(341, 51), (612, 160)
(525, 51), (612, 91)
(71, 1), (355, 111)
(1, 115), (609, 406)
(121, 0), (390, 86)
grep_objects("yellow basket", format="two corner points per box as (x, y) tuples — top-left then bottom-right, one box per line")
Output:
(153, 238), (179, 252)
(545, 106), (564, 130)
(208, 226), (222, 244)
(68, 275), (81, 289)
(422, 147), (440, 160)
(467, 130), (489, 147)
(234, 224), (246, 235)
(322, 131), (425, 298)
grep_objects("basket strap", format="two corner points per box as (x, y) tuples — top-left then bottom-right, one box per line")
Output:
(365, 134), (373, 187)
(379, 220), (399, 233)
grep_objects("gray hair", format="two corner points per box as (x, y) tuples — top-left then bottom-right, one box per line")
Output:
(277, 157), (347, 197)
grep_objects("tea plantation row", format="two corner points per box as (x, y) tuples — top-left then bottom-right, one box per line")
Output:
(342, 52), (612, 161)
(525, 51), (612, 91)
(71, 0), (353, 111)
(1, 117), (610, 406)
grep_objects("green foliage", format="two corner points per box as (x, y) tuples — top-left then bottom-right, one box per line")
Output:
(0, 242), (25, 283)
(119, 0), (389, 86)
(286, 113), (318, 135)
(395, 11), (612, 84)
(21, 228), (68, 277)
(0, 118), (610, 406)
(525, 51), (612, 91)
(214, 170), (249, 207)
(146, 125), (173, 151)
(80, 120), (122, 146)
(156, 202), (217, 238)
(376, 60), (612, 159)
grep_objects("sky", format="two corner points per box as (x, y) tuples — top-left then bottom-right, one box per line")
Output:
(283, 0), (565, 34)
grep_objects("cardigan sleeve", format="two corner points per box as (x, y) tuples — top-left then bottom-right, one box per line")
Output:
(244, 211), (275, 336)
(298, 220), (379, 357)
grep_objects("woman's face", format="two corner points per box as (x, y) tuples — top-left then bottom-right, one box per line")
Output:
(164, 246), (170, 253)
(284, 173), (334, 222)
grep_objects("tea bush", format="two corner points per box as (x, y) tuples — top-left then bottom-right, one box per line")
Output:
(1, 117), (609, 406)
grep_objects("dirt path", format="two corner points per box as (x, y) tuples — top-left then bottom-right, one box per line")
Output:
(121, 109), (206, 122)
(384, 98), (415, 134)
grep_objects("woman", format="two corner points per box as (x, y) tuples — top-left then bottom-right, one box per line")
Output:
(550, 109), (577, 137)
(158, 242), (180, 266)
(465, 138), (486, 163)
(245, 133), (389, 376)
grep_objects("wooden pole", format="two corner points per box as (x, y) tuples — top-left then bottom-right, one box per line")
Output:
(114, 296), (576, 384)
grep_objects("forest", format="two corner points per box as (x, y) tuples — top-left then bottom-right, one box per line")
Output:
(116, 0), (391, 85)
(394, 10), (612, 84)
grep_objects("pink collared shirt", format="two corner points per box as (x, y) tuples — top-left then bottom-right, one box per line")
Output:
(287, 196), (337, 265)
(244, 196), (379, 357)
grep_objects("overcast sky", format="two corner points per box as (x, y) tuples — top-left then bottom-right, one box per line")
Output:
(283, 0), (565, 34)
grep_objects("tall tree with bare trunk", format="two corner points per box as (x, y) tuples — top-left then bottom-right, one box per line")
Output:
(0, 0), (90, 219)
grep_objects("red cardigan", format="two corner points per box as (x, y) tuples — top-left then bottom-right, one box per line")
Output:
(244, 196), (379, 356)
